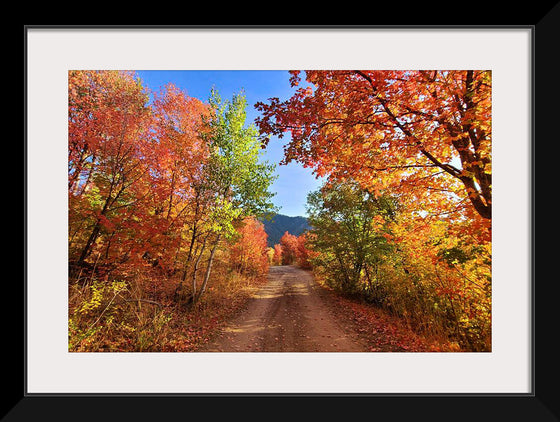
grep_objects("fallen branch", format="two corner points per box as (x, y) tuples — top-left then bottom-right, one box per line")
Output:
(124, 298), (163, 309)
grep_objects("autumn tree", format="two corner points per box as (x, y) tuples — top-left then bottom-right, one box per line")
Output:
(272, 244), (283, 266)
(68, 72), (216, 284)
(255, 70), (491, 223)
(279, 231), (298, 265)
(266, 247), (275, 265)
(145, 83), (211, 271)
(295, 232), (313, 269)
(68, 70), (154, 272)
(306, 180), (397, 295)
(229, 216), (270, 277)
(191, 89), (277, 302)
(385, 212), (491, 350)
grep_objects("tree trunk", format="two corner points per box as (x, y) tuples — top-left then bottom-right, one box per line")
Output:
(190, 236), (208, 300)
(194, 234), (221, 303)
(77, 221), (101, 267)
(182, 225), (198, 282)
(76, 172), (124, 267)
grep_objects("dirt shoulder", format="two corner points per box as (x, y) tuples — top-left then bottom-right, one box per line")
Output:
(314, 278), (453, 352)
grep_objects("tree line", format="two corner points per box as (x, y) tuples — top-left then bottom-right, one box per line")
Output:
(258, 71), (492, 351)
(68, 71), (276, 351)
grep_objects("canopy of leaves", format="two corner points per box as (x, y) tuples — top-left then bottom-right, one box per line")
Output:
(255, 70), (492, 225)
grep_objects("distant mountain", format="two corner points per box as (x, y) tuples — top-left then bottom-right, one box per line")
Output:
(260, 214), (312, 247)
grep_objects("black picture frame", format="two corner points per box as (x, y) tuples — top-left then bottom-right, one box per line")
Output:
(16, 17), (554, 421)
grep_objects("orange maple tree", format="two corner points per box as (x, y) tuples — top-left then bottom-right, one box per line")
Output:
(272, 244), (283, 266)
(256, 70), (492, 224)
(147, 83), (211, 271)
(294, 232), (314, 269)
(279, 231), (299, 265)
(229, 216), (270, 277)
(68, 70), (154, 269)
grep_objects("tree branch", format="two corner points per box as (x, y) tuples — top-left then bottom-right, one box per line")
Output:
(352, 70), (463, 179)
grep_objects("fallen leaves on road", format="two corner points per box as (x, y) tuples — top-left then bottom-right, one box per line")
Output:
(321, 285), (459, 352)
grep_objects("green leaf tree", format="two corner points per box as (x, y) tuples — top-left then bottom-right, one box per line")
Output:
(306, 180), (397, 297)
(193, 89), (277, 302)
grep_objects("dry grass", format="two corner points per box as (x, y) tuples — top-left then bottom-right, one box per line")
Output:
(68, 257), (269, 352)
(313, 273), (460, 352)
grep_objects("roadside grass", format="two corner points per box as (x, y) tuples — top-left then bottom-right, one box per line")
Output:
(68, 257), (269, 352)
(313, 275), (460, 352)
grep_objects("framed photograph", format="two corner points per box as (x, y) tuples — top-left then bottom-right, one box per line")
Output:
(20, 22), (550, 420)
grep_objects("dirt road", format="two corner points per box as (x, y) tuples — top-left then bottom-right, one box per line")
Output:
(198, 265), (367, 352)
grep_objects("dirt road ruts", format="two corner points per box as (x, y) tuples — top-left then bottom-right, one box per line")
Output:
(197, 265), (367, 352)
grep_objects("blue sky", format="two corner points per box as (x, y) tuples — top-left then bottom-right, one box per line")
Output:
(135, 70), (322, 217)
